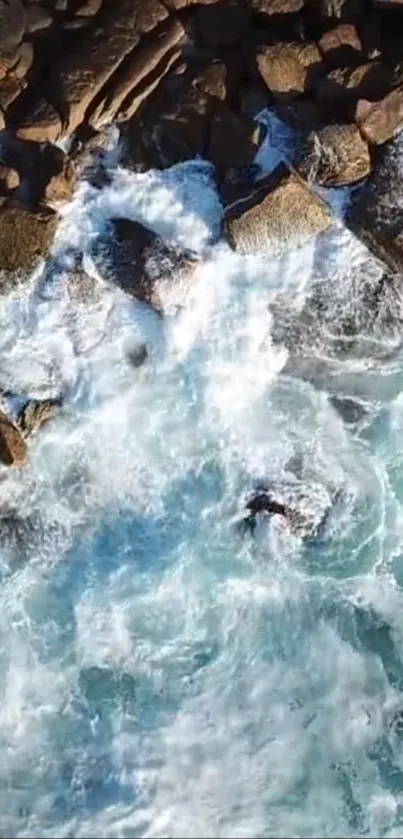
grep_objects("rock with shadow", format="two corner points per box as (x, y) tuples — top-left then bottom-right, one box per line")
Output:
(90, 216), (199, 312)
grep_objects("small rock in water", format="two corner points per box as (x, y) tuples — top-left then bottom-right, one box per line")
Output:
(0, 409), (27, 466)
(330, 394), (368, 425)
(91, 217), (199, 312)
(127, 343), (148, 368)
(16, 398), (62, 437)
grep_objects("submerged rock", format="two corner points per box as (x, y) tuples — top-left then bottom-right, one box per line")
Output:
(91, 217), (199, 311)
(224, 163), (332, 255)
(242, 481), (334, 539)
(0, 409), (27, 466)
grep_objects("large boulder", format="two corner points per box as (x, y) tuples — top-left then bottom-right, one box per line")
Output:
(88, 17), (186, 129)
(51, 0), (169, 137)
(0, 409), (27, 466)
(90, 217), (199, 311)
(298, 123), (371, 186)
(0, 199), (58, 281)
(318, 23), (362, 67)
(208, 104), (264, 171)
(346, 137), (403, 274)
(355, 86), (403, 145)
(0, 0), (26, 61)
(224, 163), (332, 255)
(257, 42), (323, 99)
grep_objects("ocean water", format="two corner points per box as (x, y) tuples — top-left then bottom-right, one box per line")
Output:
(1, 135), (403, 838)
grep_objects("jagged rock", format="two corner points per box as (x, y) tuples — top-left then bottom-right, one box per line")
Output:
(0, 199), (57, 279)
(88, 17), (185, 129)
(194, 0), (251, 46)
(247, 0), (304, 14)
(224, 163), (332, 255)
(315, 62), (393, 108)
(76, 0), (103, 14)
(346, 137), (403, 273)
(318, 23), (362, 67)
(56, 0), (169, 136)
(355, 86), (403, 145)
(16, 398), (61, 437)
(16, 98), (62, 143)
(25, 4), (52, 32)
(208, 105), (263, 171)
(257, 42), (323, 99)
(90, 217), (199, 311)
(0, 164), (20, 191)
(0, 0), (26, 60)
(0, 409), (27, 466)
(298, 123), (371, 186)
(137, 86), (213, 168)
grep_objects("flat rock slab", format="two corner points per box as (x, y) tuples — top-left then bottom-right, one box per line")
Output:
(224, 163), (332, 255)
(0, 199), (58, 280)
(356, 86), (403, 145)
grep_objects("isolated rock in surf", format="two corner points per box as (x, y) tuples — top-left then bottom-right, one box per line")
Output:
(224, 164), (332, 255)
(90, 217), (198, 311)
(0, 409), (27, 466)
(0, 199), (57, 280)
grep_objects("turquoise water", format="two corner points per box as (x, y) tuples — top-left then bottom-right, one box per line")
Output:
(0, 158), (403, 837)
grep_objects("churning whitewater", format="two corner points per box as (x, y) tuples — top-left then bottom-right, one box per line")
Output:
(2, 133), (403, 838)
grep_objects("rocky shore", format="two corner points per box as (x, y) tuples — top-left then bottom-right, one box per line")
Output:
(0, 0), (403, 481)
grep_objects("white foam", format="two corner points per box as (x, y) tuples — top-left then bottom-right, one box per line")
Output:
(0, 159), (401, 838)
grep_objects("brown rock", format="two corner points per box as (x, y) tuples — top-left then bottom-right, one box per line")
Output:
(163, 0), (218, 7)
(0, 199), (57, 279)
(16, 399), (61, 437)
(44, 156), (76, 205)
(318, 24), (362, 67)
(315, 62), (393, 105)
(0, 0), (26, 59)
(356, 86), (403, 144)
(247, 0), (304, 14)
(25, 4), (52, 33)
(145, 87), (212, 166)
(298, 123), (371, 186)
(16, 98), (62, 143)
(0, 75), (26, 110)
(57, 0), (168, 136)
(257, 42), (322, 99)
(0, 164), (20, 191)
(208, 105), (263, 170)
(90, 217), (198, 311)
(76, 0), (103, 14)
(0, 409), (27, 466)
(12, 41), (34, 80)
(193, 61), (228, 101)
(194, 0), (250, 46)
(88, 18), (185, 128)
(118, 49), (182, 123)
(224, 163), (332, 255)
